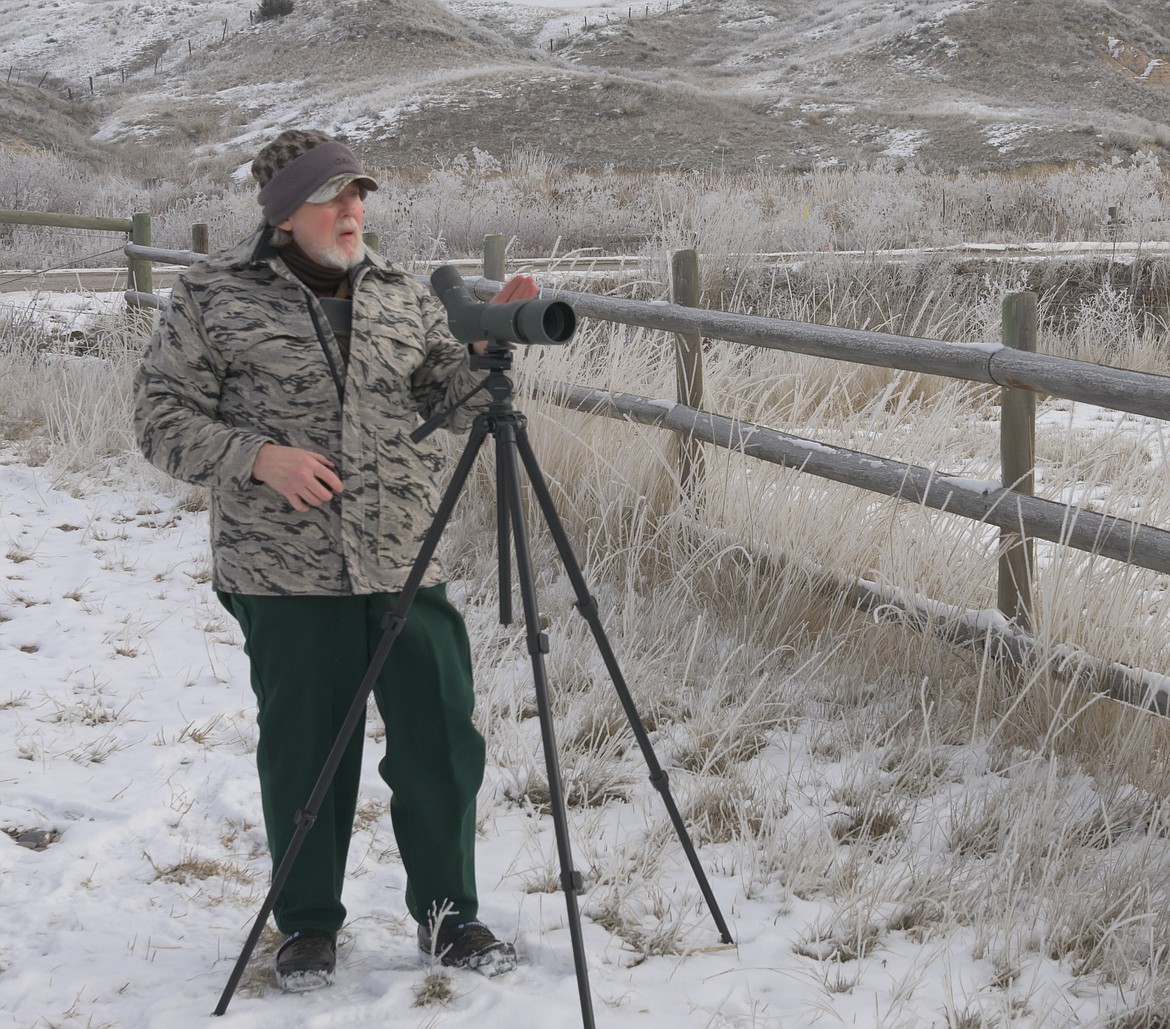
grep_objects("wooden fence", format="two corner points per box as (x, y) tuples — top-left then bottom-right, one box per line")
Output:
(5, 213), (1170, 712)
(476, 237), (1170, 714)
(0, 208), (158, 299)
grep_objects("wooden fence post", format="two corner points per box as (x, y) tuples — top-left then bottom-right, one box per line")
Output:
(191, 222), (209, 255)
(998, 291), (1037, 629)
(128, 212), (153, 299)
(483, 233), (505, 281)
(671, 248), (705, 499)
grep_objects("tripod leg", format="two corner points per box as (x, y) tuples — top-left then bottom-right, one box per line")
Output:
(495, 421), (597, 1029)
(512, 424), (734, 946)
(497, 446), (512, 624)
(213, 422), (490, 1016)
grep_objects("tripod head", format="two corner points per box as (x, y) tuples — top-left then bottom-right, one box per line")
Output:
(430, 266), (577, 348)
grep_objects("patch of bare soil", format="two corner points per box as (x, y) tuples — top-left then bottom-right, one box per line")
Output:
(0, 83), (106, 165)
(366, 71), (842, 174)
(1103, 36), (1170, 87)
(393, 0), (1170, 173)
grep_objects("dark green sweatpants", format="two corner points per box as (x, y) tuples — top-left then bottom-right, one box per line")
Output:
(219, 585), (486, 936)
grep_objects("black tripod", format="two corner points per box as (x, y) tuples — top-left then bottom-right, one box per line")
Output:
(214, 337), (733, 1026)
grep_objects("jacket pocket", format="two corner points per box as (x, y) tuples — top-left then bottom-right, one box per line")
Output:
(373, 431), (440, 564)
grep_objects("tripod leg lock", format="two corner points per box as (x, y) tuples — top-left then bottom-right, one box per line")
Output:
(649, 769), (670, 794)
(574, 595), (599, 621)
(295, 807), (318, 829)
(561, 869), (585, 895)
(527, 631), (550, 656)
(381, 611), (406, 634)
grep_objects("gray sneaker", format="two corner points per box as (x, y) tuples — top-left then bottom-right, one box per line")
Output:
(275, 930), (337, 992)
(418, 920), (517, 977)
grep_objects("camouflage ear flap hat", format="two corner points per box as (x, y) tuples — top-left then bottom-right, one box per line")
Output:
(251, 129), (379, 226)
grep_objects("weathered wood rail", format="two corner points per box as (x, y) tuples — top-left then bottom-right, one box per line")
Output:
(6, 212), (1169, 711)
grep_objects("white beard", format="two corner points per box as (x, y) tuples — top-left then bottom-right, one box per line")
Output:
(303, 237), (364, 271)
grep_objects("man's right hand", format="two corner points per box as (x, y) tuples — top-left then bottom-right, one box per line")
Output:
(251, 444), (344, 512)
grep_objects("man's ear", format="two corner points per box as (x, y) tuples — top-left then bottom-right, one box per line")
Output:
(277, 218), (293, 232)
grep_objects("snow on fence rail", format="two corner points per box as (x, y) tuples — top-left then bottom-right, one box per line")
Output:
(6, 212), (1170, 712)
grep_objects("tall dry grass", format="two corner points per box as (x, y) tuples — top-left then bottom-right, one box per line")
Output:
(438, 258), (1170, 1018)
(4, 141), (1168, 265)
(5, 155), (1170, 1021)
(0, 306), (138, 471)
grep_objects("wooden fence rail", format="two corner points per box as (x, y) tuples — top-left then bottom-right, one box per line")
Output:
(123, 241), (204, 309)
(464, 239), (1170, 714)
(545, 383), (1170, 575)
(0, 208), (154, 300)
(0, 210), (213, 309)
(465, 268), (1170, 557)
(8, 216), (1169, 711)
(493, 279), (1170, 422)
(0, 209), (132, 232)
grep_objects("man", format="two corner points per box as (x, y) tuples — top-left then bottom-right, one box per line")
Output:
(134, 129), (537, 992)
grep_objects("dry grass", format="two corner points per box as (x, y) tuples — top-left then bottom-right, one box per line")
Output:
(4, 161), (1170, 1021)
(450, 219), (1170, 1018)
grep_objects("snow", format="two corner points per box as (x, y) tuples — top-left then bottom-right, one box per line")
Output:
(0, 0), (247, 81)
(447, 0), (678, 48)
(0, 0), (681, 81)
(983, 122), (1048, 154)
(0, 441), (1122, 1027)
(0, 338), (886, 1026)
(1, 281), (1162, 1028)
(880, 128), (925, 160)
(937, 475), (1000, 495)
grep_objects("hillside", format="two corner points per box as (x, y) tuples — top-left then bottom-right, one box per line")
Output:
(0, 0), (1168, 178)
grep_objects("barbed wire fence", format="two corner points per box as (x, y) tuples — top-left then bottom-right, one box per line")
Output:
(5, 1), (693, 86)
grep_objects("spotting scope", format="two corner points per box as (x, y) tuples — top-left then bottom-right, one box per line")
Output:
(430, 265), (576, 346)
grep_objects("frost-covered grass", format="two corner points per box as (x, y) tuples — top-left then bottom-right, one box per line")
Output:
(4, 164), (1170, 1024)
(4, 143), (1168, 263)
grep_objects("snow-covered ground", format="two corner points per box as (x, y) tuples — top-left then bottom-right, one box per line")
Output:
(2, 0), (1169, 1014)
(0, 428), (1131, 1029)
(2, 284), (1166, 1027)
(0, 0), (678, 80)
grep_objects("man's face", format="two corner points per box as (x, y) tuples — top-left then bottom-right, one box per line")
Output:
(279, 182), (366, 270)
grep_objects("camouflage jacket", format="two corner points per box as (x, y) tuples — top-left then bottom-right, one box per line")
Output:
(133, 225), (487, 596)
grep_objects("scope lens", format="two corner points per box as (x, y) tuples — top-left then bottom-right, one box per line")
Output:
(542, 305), (573, 342)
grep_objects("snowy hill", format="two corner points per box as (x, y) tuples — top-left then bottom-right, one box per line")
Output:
(0, 0), (1167, 174)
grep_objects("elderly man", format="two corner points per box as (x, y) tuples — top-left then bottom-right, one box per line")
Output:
(134, 129), (536, 992)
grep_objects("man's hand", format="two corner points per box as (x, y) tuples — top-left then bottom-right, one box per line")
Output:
(252, 444), (343, 512)
(472, 274), (540, 357)
(493, 274), (538, 304)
